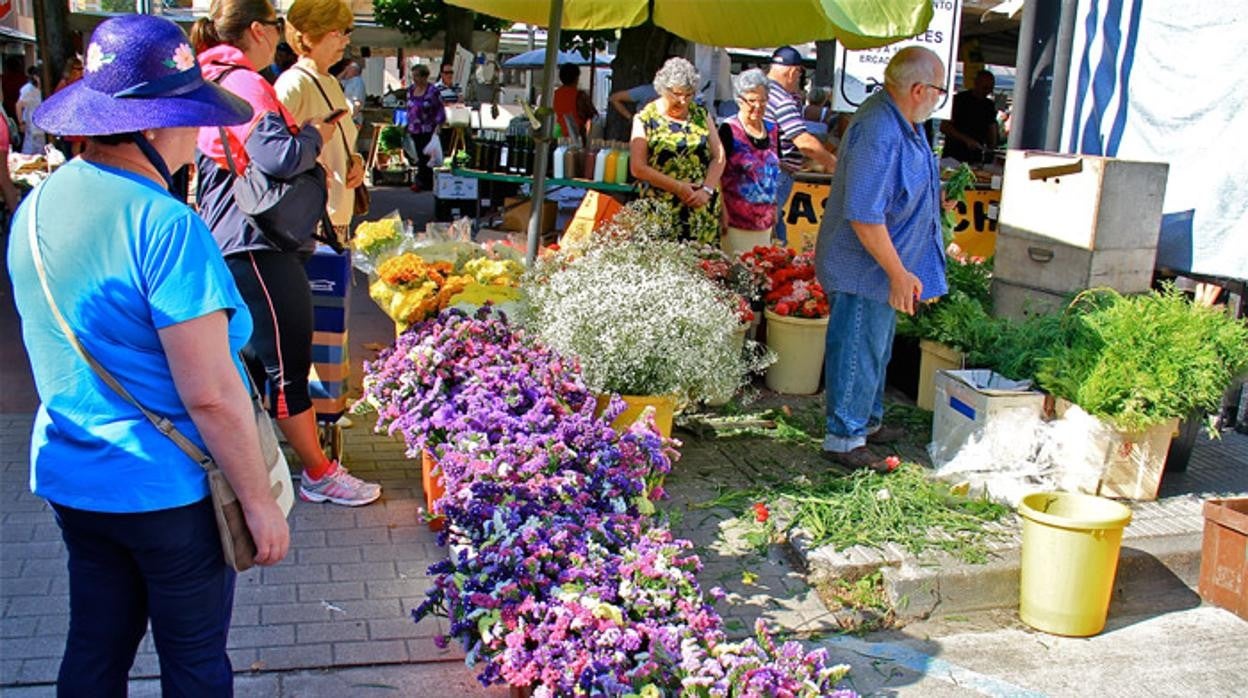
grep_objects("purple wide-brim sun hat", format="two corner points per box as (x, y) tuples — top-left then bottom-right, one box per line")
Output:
(34, 14), (252, 137)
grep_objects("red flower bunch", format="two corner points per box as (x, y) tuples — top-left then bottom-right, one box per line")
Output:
(740, 246), (830, 319)
(694, 247), (762, 326)
(753, 502), (770, 523)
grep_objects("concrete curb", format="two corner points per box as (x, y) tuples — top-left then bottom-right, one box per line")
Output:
(792, 526), (1206, 621)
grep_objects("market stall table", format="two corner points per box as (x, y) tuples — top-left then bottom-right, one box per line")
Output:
(445, 166), (636, 239)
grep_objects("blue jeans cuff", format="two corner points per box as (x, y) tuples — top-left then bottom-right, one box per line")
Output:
(823, 433), (866, 453)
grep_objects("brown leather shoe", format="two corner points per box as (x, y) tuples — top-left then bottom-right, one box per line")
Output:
(867, 424), (908, 445)
(821, 446), (891, 473)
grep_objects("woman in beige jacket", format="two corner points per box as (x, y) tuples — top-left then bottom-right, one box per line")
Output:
(275, 0), (363, 243)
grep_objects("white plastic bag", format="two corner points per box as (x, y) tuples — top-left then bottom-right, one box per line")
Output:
(422, 136), (443, 168)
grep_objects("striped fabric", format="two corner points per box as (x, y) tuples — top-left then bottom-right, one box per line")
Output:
(765, 78), (807, 173)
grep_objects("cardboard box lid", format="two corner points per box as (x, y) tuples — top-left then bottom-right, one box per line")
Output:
(943, 369), (1037, 396)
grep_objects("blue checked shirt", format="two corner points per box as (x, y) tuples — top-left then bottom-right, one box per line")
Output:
(814, 90), (947, 304)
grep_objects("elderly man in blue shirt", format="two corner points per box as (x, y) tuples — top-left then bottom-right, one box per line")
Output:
(815, 46), (949, 471)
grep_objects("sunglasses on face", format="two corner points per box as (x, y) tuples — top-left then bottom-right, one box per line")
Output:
(258, 17), (285, 32)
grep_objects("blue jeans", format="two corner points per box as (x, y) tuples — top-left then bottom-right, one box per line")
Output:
(52, 497), (236, 697)
(773, 169), (795, 245)
(824, 291), (896, 452)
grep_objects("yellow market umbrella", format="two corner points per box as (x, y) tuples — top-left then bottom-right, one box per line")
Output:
(450, 0), (932, 49)
(448, 0), (934, 261)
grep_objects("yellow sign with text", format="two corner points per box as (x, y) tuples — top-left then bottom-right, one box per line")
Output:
(780, 180), (829, 252)
(950, 189), (1002, 259)
(779, 181), (1002, 260)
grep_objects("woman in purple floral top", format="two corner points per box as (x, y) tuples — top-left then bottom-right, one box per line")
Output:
(718, 69), (781, 257)
(404, 63), (444, 191)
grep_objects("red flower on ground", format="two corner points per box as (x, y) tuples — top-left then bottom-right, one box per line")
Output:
(753, 502), (770, 523)
(884, 455), (901, 472)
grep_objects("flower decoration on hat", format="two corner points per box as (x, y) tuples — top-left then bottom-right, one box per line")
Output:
(166, 43), (196, 72)
(85, 43), (115, 73)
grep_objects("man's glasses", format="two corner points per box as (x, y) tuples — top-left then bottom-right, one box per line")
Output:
(921, 82), (948, 95)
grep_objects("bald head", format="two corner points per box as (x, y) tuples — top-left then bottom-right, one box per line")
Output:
(883, 46), (946, 124)
(884, 46), (944, 90)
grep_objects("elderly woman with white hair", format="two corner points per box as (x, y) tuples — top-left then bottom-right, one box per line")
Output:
(629, 57), (725, 245)
(717, 68), (781, 256)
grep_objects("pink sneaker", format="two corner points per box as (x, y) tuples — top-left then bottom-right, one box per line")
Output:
(299, 462), (381, 506)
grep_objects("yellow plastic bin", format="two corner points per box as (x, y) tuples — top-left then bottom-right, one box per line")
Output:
(763, 310), (828, 395)
(1017, 492), (1133, 636)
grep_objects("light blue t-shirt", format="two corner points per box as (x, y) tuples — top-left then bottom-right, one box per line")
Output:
(8, 159), (253, 513)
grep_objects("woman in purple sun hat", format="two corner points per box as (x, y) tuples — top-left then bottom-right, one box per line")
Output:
(7, 14), (289, 695)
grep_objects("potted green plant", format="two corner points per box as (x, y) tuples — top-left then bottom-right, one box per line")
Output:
(1036, 286), (1248, 498)
(897, 255), (995, 409)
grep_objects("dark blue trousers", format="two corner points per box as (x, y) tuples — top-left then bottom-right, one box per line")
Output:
(51, 497), (236, 697)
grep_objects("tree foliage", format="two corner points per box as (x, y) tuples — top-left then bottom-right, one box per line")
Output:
(373, 0), (509, 42)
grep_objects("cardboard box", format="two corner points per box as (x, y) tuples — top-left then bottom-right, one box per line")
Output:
(929, 369), (1046, 466)
(434, 172), (479, 200)
(501, 196), (556, 233)
(998, 150), (1168, 252)
(1054, 399), (1178, 501)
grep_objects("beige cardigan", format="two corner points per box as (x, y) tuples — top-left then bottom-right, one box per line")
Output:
(275, 58), (360, 228)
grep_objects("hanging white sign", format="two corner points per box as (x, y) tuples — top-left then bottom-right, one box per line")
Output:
(832, 0), (963, 119)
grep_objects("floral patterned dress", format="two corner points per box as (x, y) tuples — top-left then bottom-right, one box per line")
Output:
(637, 101), (721, 245)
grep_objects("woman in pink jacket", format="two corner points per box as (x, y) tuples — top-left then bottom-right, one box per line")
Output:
(192, 0), (380, 507)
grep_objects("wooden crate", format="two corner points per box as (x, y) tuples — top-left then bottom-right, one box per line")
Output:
(1199, 498), (1248, 621)
(998, 150), (1168, 251)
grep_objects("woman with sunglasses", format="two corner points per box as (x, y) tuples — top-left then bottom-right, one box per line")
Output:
(193, 0), (380, 508)
(275, 0), (363, 245)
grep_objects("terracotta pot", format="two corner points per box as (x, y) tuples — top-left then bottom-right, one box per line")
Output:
(421, 449), (446, 531)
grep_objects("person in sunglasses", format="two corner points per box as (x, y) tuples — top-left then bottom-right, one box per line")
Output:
(435, 61), (461, 105)
(276, 0), (364, 247)
(194, 0), (380, 508)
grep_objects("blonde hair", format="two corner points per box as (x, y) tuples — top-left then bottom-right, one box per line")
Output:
(284, 0), (353, 56)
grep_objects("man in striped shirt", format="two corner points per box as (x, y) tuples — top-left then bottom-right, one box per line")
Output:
(766, 46), (837, 244)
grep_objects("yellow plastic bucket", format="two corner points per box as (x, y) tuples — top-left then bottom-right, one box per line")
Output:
(594, 394), (676, 439)
(763, 310), (828, 395)
(1018, 492), (1133, 636)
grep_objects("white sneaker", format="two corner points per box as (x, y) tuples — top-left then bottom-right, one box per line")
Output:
(299, 462), (381, 506)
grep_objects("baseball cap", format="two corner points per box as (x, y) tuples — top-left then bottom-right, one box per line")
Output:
(771, 46), (803, 66)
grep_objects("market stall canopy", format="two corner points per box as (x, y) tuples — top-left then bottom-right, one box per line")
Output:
(503, 48), (614, 68)
(448, 0), (933, 50)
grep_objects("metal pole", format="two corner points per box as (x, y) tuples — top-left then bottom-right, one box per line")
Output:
(526, 0), (564, 265)
(526, 25), (536, 104)
(1044, 0), (1079, 152)
(1007, 0), (1037, 151)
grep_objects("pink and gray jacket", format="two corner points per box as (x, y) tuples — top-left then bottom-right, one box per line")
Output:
(195, 44), (324, 257)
